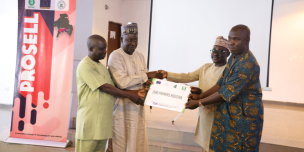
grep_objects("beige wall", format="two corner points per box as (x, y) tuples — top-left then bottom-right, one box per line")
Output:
(118, 0), (304, 103)
(263, 0), (304, 103)
(2, 0), (303, 106)
(121, 0), (151, 62)
(0, 0), (18, 104)
(92, 0), (124, 65)
(92, 0), (151, 66)
(91, 0), (304, 103)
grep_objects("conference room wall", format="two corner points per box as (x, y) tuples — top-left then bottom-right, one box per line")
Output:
(92, 0), (124, 66)
(0, 0), (18, 105)
(117, 0), (304, 103)
(1, 0), (303, 106)
(262, 0), (304, 103)
(91, 0), (151, 65)
(121, 0), (151, 63)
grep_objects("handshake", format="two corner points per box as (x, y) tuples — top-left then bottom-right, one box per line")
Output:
(146, 70), (168, 80)
(146, 70), (203, 95)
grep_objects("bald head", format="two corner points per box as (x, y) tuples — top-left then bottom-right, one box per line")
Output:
(228, 25), (250, 56)
(230, 24), (251, 40)
(86, 35), (107, 62)
(87, 35), (106, 51)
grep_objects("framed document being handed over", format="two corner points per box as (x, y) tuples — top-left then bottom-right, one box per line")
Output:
(144, 78), (190, 112)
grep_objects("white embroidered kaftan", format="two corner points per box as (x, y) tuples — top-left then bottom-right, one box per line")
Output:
(107, 48), (149, 152)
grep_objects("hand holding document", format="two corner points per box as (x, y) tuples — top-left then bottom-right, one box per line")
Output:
(144, 78), (190, 112)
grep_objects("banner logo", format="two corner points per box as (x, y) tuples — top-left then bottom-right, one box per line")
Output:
(28, 0), (36, 8)
(54, 14), (74, 37)
(174, 85), (177, 88)
(181, 86), (186, 91)
(40, 0), (51, 9)
(57, 0), (66, 10)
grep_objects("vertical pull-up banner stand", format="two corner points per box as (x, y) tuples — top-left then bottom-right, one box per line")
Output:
(5, 0), (76, 148)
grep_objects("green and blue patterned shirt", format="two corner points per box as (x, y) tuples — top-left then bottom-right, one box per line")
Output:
(210, 50), (264, 152)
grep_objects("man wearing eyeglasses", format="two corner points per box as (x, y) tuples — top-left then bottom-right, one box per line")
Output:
(107, 22), (162, 152)
(158, 36), (230, 152)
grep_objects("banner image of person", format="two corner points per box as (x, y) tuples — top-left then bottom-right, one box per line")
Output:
(6, 0), (76, 146)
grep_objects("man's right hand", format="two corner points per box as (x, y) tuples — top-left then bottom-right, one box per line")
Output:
(147, 71), (163, 79)
(128, 93), (144, 106)
(157, 70), (167, 79)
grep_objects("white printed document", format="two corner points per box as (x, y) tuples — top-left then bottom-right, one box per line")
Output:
(144, 78), (190, 112)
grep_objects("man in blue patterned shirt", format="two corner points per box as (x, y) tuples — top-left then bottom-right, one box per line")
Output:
(186, 25), (263, 152)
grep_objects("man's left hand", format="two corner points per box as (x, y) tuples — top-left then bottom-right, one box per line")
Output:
(137, 88), (149, 98)
(144, 79), (153, 88)
(190, 86), (202, 94)
(185, 100), (200, 109)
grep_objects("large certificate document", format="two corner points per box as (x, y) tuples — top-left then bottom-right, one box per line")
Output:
(144, 78), (190, 112)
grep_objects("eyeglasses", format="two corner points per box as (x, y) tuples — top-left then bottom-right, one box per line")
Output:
(126, 39), (138, 43)
(210, 49), (227, 55)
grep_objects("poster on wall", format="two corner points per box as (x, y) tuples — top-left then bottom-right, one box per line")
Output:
(5, 0), (76, 147)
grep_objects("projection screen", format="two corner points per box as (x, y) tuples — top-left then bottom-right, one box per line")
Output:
(148, 0), (274, 88)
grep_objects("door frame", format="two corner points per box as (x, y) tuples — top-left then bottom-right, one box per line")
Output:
(107, 21), (122, 66)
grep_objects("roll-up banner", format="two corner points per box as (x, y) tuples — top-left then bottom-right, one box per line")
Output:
(5, 0), (76, 147)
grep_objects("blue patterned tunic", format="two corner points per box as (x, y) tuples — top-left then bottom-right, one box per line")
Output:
(210, 50), (264, 152)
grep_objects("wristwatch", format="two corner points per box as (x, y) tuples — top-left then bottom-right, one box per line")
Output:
(198, 99), (205, 107)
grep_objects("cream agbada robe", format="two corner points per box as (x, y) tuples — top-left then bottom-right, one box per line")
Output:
(167, 63), (226, 152)
(108, 48), (149, 152)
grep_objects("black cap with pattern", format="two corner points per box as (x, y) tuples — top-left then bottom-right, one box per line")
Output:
(121, 22), (138, 35)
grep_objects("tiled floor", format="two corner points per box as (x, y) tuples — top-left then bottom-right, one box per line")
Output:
(145, 102), (304, 149)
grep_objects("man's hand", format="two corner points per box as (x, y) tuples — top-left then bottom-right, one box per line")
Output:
(185, 100), (200, 109)
(147, 71), (163, 79)
(137, 88), (149, 98)
(157, 70), (167, 79)
(188, 93), (202, 100)
(128, 93), (144, 106)
(144, 79), (153, 88)
(190, 86), (202, 94)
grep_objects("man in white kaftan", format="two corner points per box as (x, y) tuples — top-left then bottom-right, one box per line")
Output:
(159, 36), (230, 152)
(107, 22), (162, 152)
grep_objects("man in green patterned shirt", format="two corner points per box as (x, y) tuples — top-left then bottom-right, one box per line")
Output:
(75, 35), (148, 152)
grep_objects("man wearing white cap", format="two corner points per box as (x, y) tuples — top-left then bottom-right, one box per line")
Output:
(107, 23), (162, 152)
(158, 36), (230, 152)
